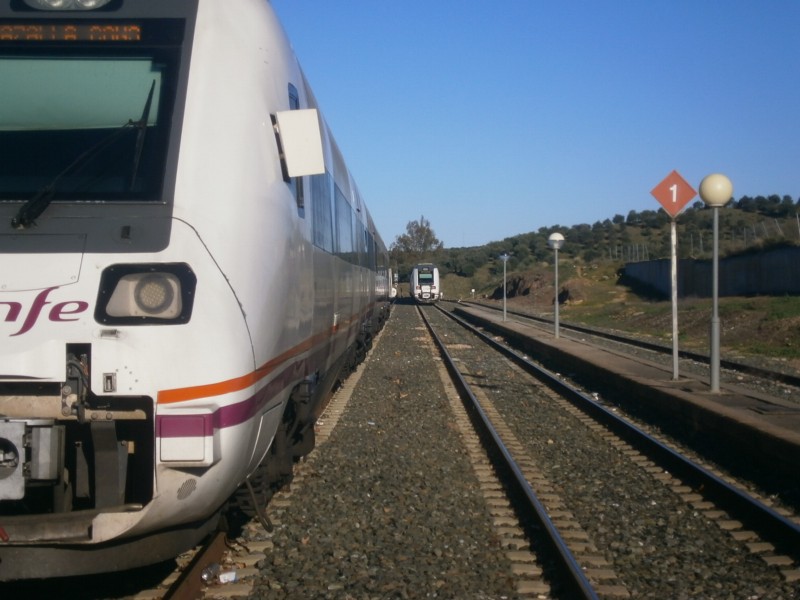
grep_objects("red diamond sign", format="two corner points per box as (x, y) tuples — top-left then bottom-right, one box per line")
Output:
(651, 170), (697, 218)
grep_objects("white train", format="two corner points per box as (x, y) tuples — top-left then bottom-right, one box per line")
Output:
(0, 0), (390, 579)
(409, 263), (441, 303)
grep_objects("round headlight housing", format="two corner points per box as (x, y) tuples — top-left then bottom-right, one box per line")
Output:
(134, 274), (177, 315)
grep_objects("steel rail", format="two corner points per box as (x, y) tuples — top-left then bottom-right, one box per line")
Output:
(455, 300), (800, 388)
(417, 306), (599, 600)
(163, 528), (229, 600)
(435, 304), (800, 560)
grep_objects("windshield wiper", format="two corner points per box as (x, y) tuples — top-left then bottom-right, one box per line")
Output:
(11, 80), (158, 230)
(129, 79), (156, 191)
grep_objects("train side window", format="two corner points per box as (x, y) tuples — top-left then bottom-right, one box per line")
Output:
(288, 84), (300, 110)
(286, 83), (304, 212)
(335, 184), (355, 262)
(311, 172), (334, 253)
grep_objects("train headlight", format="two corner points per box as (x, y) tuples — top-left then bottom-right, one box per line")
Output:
(22, 0), (114, 9)
(131, 274), (177, 316)
(95, 264), (196, 325)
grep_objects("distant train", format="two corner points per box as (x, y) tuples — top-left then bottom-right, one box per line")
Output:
(410, 264), (441, 303)
(0, 0), (390, 580)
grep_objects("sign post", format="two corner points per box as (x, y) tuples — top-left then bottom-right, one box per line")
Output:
(651, 170), (696, 380)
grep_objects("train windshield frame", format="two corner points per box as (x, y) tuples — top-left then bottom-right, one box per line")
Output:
(0, 19), (184, 204)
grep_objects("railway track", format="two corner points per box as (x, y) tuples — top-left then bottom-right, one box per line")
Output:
(420, 303), (800, 596)
(7, 302), (797, 597)
(417, 305), (599, 598)
(454, 300), (800, 393)
(236, 304), (564, 598)
(160, 530), (230, 600)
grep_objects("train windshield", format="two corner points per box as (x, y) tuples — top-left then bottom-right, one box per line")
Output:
(418, 272), (434, 284)
(0, 37), (180, 203)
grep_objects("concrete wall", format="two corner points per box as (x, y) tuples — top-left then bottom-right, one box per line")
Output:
(623, 246), (800, 297)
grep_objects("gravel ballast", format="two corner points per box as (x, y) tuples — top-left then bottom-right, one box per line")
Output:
(236, 302), (798, 599)
(247, 303), (520, 599)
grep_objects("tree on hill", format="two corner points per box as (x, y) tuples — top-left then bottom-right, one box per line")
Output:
(390, 215), (444, 280)
(390, 215), (443, 254)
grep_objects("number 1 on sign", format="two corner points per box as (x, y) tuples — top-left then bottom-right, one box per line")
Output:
(651, 170), (697, 217)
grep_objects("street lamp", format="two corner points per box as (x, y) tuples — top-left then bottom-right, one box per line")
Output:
(699, 173), (733, 393)
(548, 232), (565, 338)
(499, 253), (510, 321)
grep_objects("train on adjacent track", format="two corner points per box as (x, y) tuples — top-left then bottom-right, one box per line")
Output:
(0, 0), (391, 580)
(409, 263), (441, 303)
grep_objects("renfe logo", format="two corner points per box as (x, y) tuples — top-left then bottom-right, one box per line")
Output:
(1, 287), (89, 337)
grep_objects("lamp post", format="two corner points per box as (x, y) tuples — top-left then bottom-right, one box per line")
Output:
(548, 233), (565, 338)
(699, 173), (733, 393)
(499, 253), (510, 321)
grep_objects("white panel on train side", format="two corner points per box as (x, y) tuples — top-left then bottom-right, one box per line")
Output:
(275, 109), (325, 177)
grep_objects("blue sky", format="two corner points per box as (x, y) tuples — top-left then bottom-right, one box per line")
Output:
(271, 1), (800, 249)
